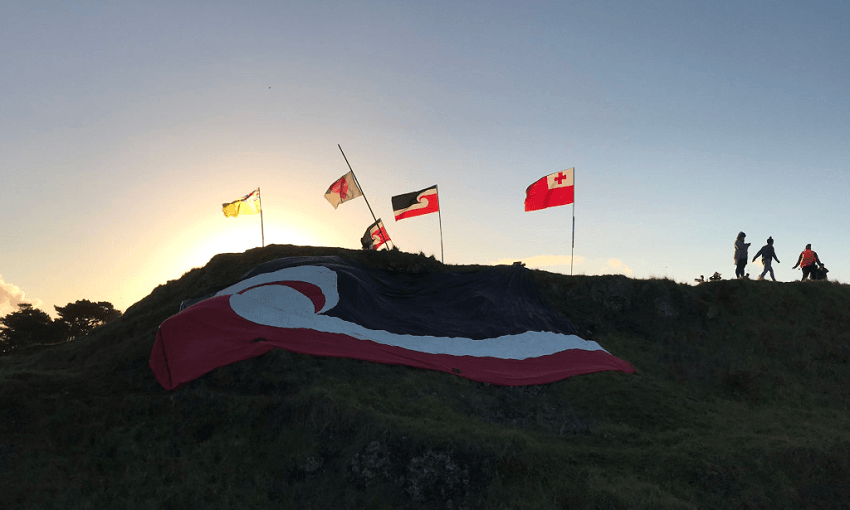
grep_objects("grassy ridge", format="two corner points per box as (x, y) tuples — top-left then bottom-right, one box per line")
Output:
(1, 245), (849, 509)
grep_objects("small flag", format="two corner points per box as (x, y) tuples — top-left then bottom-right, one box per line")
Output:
(324, 171), (363, 209)
(392, 185), (439, 221)
(361, 219), (391, 250)
(524, 169), (574, 212)
(222, 188), (261, 217)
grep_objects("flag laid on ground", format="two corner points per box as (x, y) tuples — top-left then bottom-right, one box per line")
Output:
(524, 169), (574, 212)
(392, 185), (439, 220)
(150, 256), (635, 390)
(222, 188), (261, 217)
(324, 171), (363, 209)
(361, 219), (391, 250)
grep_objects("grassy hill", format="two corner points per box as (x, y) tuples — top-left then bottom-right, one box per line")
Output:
(2, 245), (849, 509)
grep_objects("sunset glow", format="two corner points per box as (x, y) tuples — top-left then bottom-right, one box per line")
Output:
(2, 1), (848, 317)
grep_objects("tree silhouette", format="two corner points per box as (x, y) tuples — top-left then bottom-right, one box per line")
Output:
(0, 300), (123, 352)
(54, 300), (122, 340)
(0, 303), (63, 352)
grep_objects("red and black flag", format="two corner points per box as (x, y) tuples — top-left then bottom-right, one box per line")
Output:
(391, 185), (439, 221)
(361, 219), (391, 250)
(150, 256), (635, 390)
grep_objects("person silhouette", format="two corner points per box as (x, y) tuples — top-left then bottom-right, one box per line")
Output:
(791, 244), (823, 281)
(752, 237), (780, 281)
(734, 232), (751, 279)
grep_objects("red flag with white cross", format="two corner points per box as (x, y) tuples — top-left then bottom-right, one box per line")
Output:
(524, 168), (574, 212)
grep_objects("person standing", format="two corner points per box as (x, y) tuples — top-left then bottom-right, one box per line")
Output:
(792, 244), (823, 281)
(752, 237), (780, 281)
(734, 232), (750, 279)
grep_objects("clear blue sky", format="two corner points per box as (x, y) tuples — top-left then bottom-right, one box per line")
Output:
(2, 0), (849, 317)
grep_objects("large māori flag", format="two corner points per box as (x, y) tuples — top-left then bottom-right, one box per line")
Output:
(150, 256), (634, 390)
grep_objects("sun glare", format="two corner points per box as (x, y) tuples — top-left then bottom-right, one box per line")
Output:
(120, 212), (344, 315)
(156, 216), (335, 282)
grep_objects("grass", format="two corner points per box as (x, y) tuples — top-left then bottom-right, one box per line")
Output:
(2, 244), (849, 509)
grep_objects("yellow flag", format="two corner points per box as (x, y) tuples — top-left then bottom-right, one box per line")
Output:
(222, 188), (261, 217)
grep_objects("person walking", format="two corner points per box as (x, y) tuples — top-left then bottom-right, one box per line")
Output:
(752, 237), (780, 281)
(791, 244), (823, 281)
(734, 232), (750, 279)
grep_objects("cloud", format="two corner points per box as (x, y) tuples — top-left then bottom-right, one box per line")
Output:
(0, 275), (42, 318)
(601, 258), (634, 276)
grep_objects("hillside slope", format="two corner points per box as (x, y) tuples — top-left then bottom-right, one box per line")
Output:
(2, 245), (849, 509)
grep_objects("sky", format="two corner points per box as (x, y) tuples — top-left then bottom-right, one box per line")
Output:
(2, 0), (849, 318)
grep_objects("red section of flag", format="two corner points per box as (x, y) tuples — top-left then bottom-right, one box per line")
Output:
(524, 169), (574, 212)
(330, 176), (348, 197)
(392, 186), (439, 221)
(150, 295), (635, 391)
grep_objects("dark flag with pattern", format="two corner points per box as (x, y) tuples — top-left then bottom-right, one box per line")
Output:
(151, 256), (635, 390)
(361, 219), (390, 250)
(392, 185), (439, 220)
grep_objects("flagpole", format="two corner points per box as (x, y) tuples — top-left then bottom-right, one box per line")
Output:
(571, 210), (575, 275)
(570, 170), (575, 275)
(258, 187), (265, 248)
(338, 144), (389, 248)
(437, 185), (444, 263)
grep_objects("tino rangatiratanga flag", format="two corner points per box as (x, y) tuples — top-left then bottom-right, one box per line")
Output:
(361, 219), (391, 250)
(392, 185), (439, 221)
(150, 256), (635, 390)
(524, 169), (574, 212)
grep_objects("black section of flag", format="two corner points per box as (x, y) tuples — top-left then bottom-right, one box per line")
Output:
(391, 185), (439, 220)
(239, 256), (574, 338)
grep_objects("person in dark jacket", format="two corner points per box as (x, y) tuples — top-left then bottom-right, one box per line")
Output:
(734, 232), (750, 279)
(791, 244), (823, 281)
(752, 237), (780, 281)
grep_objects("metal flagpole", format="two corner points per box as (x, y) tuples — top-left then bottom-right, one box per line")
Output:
(571, 209), (575, 275)
(258, 187), (265, 247)
(570, 169), (575, 275)
(338, 144), (389, 248)
(437, 185), (444, 263)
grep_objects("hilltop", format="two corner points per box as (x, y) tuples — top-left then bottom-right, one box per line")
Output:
(1, 245), (849, 509)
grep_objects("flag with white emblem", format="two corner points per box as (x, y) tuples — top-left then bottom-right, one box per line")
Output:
(150, 256), (635, 390)
(392, 185), (439, 221)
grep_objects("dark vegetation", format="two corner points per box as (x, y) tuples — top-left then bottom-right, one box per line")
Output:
(1, 244), (849, 509)
(1, 300), (121, 352)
